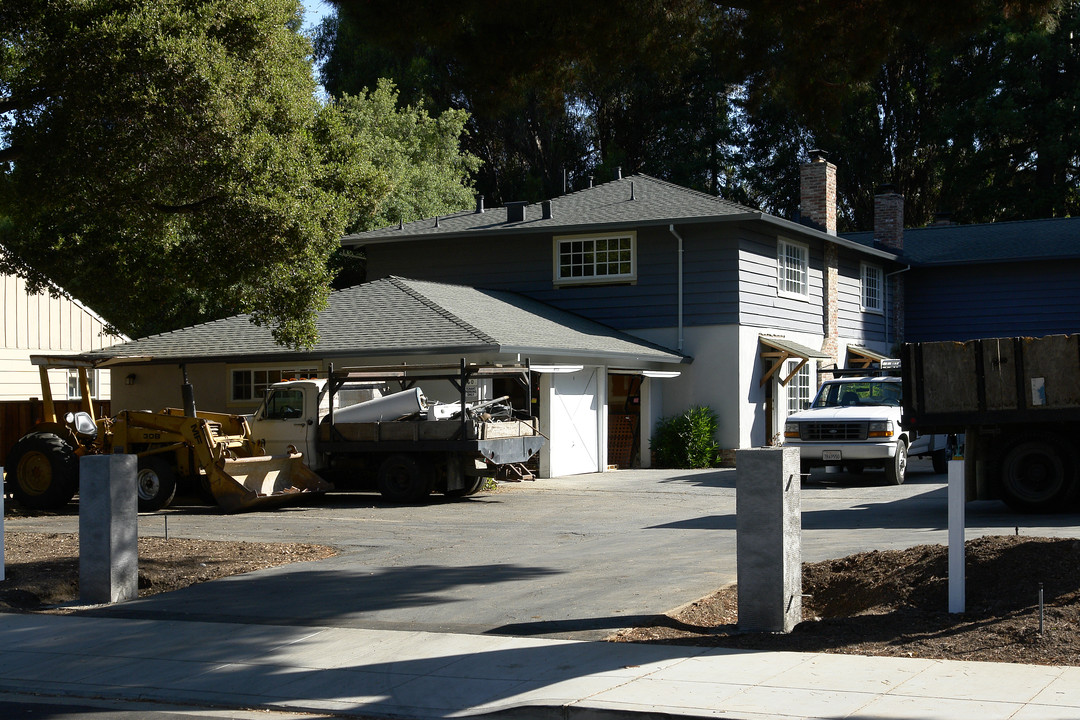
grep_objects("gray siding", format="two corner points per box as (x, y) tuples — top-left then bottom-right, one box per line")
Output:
(838, 253), (886, 341)
(905, 260), (1080, 342)
(365, 223), (742, 331)
(738, 231), (824, 333)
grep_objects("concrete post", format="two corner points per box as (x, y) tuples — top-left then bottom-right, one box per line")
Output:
(736, 447), (802, 632)
(79, 455), (138, 604)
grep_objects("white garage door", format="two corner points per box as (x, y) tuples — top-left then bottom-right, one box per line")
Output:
(548, 368), (601, 476)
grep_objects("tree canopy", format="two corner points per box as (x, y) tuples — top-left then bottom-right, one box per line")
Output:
(0, 0), (477, 347)
(317, 0), (1071, 229)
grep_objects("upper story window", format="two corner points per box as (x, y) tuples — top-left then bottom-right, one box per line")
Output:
(554, 232), (636, 286)
(231, 367), (317, 403)
(777, 238), (809, 298)
(861, 262), (884, 313)
(67, 369), (98, 399)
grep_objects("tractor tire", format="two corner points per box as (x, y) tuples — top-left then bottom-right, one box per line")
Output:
(377, 454), (432, 503)
(6, 432), (79, 510)
(999, 436), (1074, 513)
(137, 456), (178, 512)
(884, 439), (908, 486)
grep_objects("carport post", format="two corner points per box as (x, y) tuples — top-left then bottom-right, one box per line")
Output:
(79, 454), (138, 604)
(736, 447), (802, 632)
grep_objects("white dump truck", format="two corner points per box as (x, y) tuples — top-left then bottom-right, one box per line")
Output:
(249, 361), (545, 502)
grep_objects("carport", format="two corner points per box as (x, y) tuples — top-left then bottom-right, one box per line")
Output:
(85, 276), (689, 477)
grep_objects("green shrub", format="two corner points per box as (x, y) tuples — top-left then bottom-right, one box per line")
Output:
(650, 405), (720, 468)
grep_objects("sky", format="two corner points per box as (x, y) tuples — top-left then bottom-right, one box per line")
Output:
(302, 0), (334, 33)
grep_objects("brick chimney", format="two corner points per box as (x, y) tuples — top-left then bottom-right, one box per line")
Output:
(800, 150), (837, 235)
(873, 185), (904, 250)
(801, 151), (839, 369)
(873, 185), (905, 346)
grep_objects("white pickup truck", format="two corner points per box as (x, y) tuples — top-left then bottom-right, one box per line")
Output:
(783, 375), (950, 485)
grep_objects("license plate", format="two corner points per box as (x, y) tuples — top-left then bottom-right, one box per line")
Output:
(822, 450), (843, 462)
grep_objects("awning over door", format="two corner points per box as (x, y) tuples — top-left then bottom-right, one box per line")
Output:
(846, 345), (891, 369)
(759, 336), (831, 387)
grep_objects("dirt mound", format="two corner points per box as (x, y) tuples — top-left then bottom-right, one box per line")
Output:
(611, 535), (1080, 666)
(0, 532), (336, 611)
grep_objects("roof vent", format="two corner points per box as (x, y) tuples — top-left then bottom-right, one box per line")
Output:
(435, 216), (441, 228)
(616, 166), (623, 180)
(476, 194), (485, 213)
(589, 175), (594, 188)
(541, 200), (552, 219)
(398, 218), (404, 230)
(505, 201), (527, 223)
(630, 181), (636, 201)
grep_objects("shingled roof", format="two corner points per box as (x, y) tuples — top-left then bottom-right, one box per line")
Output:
(845, 216), (1080, 265)
(87, 277), (687, 367)
(343, 173), (899, 260)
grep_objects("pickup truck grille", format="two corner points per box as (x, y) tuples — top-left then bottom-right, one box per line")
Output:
(799, 422), (868, 441)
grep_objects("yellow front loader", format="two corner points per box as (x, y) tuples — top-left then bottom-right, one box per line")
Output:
(4, 358), (331, 513)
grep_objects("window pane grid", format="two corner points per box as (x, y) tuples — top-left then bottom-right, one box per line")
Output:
(232, 367), (317, 402)
(558, 236), (633, 281)
(862, 264), (883, 311)
(787, 364), (811, 415)
(778, 240), (808, 296)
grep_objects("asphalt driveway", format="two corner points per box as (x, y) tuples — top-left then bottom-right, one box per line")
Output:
(8, 459), (1080, 640)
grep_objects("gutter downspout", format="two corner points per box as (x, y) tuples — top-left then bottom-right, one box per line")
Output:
(885, 265), (911, 347)
(668, 225), (685, 352)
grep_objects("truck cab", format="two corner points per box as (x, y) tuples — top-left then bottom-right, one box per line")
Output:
(783, 376), (910, 484)
(250, 379), (329, 464)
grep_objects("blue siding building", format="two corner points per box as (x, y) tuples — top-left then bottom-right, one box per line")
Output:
(348, 163), (902, 464)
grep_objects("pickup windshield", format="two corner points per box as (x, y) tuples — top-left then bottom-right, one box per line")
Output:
(812, 381), (901, 408)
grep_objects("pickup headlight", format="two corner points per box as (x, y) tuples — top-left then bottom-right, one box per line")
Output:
(784, 422), (800, 439)
(868, 420), (894, 438)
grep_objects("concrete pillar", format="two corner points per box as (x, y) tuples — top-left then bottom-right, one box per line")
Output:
(79, 455), (138, 604)
(736, 447), (802, 632)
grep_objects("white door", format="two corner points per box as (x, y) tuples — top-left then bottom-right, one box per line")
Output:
(547, 368), (601, 476)
(250, 383), (318, 461)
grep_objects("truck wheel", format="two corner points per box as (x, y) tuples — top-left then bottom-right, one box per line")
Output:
(445, 476), (486, 498)
(377, 454), (432, 502)
(931, 450), (949, 475)
(885, 440), (907, 485)
(137, 456), (178, 512)
(6, 432), (79, 510)
(999, 437), (1073, 513)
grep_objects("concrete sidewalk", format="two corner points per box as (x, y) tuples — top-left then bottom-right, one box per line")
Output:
(2, 614), (1078, 719)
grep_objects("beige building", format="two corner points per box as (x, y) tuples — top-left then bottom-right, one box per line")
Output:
(0, 271), (126, 403)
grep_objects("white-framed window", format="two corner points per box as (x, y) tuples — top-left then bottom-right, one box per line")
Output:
(861, 262), (884, 313)
(67, 369), (98, 399)
(231, 367), (318, 403)
(777, 238), (809, 298)
(553, 232), (636, 286)
(786, 362), (811, 415)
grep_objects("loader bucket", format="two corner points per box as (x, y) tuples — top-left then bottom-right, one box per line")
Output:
(206, 453), (332, 513)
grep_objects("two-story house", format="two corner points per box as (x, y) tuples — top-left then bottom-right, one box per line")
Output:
(346, 154), (903, 462)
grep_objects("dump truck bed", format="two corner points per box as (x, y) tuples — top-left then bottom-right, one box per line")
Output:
(902, 334), (1080, 432)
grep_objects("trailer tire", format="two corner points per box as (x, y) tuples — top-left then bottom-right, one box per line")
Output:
(999, 436), (1074, 513)
(931, 450), (948, 475)
(377, 454), (432, 503)
(137, 456), (178, 512)
(6, 432), (79, 510)
(884, 439), (907, 486)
